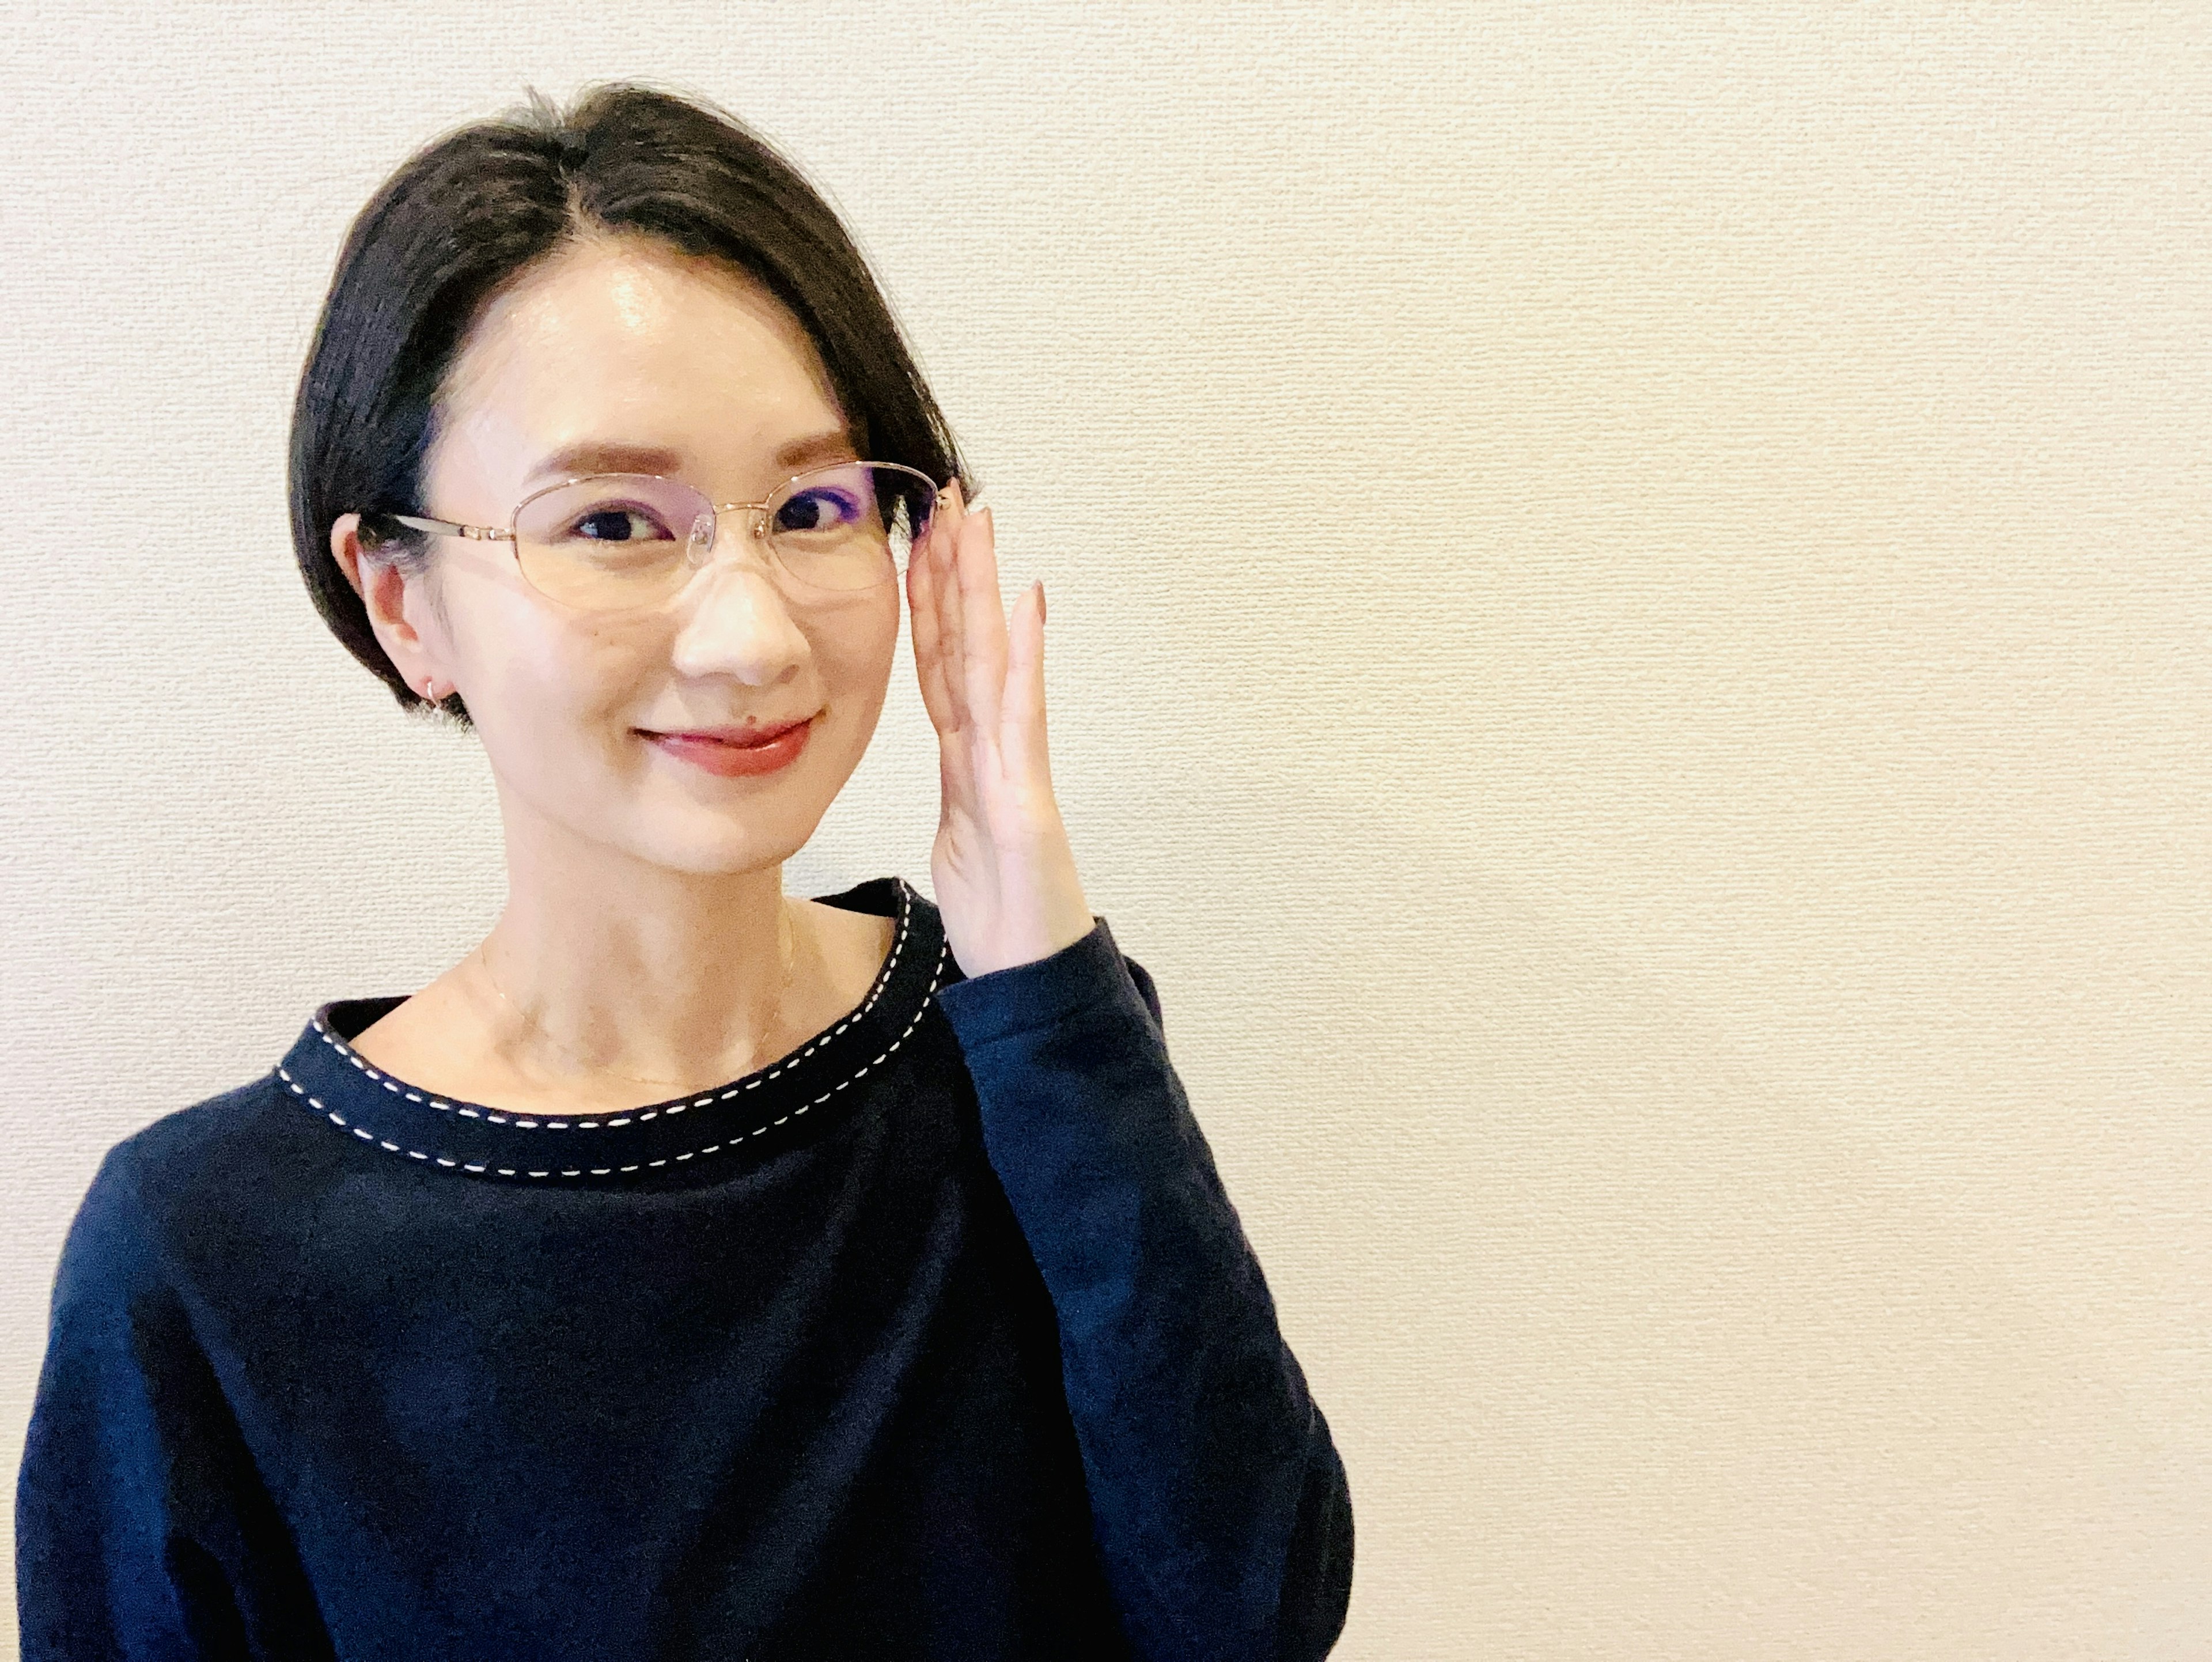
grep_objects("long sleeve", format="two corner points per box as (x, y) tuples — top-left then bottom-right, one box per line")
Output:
(933, 918), (1354, 1661)
(15, 1142), (332, 1661)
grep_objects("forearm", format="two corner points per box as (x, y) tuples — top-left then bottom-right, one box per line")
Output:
(937, 920), (1353, 1660)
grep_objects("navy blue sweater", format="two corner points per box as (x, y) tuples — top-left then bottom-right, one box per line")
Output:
(16, 876), (1351, 1660)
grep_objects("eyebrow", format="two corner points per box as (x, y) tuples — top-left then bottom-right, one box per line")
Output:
(524, 430), (859, 490)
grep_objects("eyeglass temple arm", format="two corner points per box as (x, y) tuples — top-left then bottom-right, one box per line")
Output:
(386, 513), (514, 542)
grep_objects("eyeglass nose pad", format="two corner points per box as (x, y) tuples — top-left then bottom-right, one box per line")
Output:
(685, 512), (717, 567)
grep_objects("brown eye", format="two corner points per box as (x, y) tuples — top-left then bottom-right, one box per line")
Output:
(569, 506), (678, 543)
(774, 484), (868, 535)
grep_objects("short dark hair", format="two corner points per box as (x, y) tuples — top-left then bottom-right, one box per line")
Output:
(289, 82), (968, 724)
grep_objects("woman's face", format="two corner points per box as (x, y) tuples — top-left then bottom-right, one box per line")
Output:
(354, 233), (901, 877)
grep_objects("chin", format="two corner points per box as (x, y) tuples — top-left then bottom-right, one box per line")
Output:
(627, 830), (809, 879)
(625, 798), (825, 876)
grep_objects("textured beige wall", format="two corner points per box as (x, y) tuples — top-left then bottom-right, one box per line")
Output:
(3, 4), (2205, 1657)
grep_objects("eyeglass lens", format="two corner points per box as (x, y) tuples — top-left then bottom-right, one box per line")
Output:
(508, 464), (938, 611)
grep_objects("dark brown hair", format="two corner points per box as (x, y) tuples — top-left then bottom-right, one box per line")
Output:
(289, 82), (967, 724)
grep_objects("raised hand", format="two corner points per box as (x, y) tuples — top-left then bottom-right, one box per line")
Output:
(906, 480), (1095, 979)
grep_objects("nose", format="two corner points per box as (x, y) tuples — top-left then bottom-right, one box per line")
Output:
(665, 521), (810, 688)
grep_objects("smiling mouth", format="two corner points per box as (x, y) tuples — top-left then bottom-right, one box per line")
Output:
(638, 716), (814, 747)
(636, 717), (816, 778)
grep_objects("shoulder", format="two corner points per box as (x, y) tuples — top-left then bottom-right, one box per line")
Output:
(51, 1073), (327, 1316)
(113, 1069), (315, 1202)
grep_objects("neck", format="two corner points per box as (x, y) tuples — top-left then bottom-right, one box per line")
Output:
(467, 813), (812, 1091)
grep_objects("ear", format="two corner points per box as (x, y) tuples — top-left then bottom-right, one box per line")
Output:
(331, 513), (449, 696)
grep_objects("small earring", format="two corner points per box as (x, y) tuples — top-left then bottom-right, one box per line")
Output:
(421, 677), (441, 702)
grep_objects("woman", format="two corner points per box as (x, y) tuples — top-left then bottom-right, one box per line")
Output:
(15, 84), (1351, 1660)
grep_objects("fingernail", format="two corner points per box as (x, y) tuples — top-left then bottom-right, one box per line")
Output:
(1036, 578), (1046, 622)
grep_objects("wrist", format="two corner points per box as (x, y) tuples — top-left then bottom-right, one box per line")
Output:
(953, 904), (1097, 979)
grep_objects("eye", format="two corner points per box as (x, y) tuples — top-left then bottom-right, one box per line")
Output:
(567, 505), (679, 543)
(774, 485), (867, 535)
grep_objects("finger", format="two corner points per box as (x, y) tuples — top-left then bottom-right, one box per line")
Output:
(937, 483), (972, 732)
(955, 502), (1009, 743)
(932, 489), (986, 817)
(907, 503), (955, 734)
(1006, 577), (1050, 786)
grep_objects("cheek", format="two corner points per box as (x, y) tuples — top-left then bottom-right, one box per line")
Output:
(453, 585), (643, 755)
(813, 593), (901, 714)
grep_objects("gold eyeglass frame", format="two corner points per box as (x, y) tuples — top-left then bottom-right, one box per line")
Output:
(384, 459), (945, 608)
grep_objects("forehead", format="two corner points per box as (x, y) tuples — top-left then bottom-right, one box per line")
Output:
(433, 234), (848, 489)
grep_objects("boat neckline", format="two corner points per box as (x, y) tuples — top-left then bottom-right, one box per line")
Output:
(268, 875), (952, 1182)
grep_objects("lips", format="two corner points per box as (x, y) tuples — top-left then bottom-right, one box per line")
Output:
(640, 716), (815, 779)
(643, 717), (812, 747)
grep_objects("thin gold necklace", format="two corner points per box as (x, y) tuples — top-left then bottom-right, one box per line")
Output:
(468, 899), (798, 1091)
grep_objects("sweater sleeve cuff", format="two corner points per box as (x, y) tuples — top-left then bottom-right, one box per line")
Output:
(930, 916), (1147, 1048)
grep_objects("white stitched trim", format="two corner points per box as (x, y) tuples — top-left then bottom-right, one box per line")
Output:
(272, 888), (946, 1182)
(307, 882), (916, 1129)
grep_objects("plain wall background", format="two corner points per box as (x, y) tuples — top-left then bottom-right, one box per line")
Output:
(3, 3), (2206, 1656)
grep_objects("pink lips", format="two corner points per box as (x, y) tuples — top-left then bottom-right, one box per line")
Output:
(642, 717), (814, 777)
